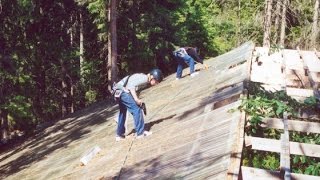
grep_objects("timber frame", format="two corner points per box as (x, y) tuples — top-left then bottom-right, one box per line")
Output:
(229, 46), (320, 179)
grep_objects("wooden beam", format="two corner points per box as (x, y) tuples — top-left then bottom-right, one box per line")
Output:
(280, 113), (291, 180)
(241, 166), (320, 180)
(300, 50), (320, 73)
(282, 49), (304, 70)
(286, 87), (314, 97)
(315, 49), (320, 58)
(245, 136), (320, 158)
(299, 49), (320, 99)
(281, 133), (291, 179)
(306, 69), (320, 99)
(261, 117), (320, 134)
(226, 91), (247, 180)
(246, 44), (254, 86)
(255, 47), (269, 57)
(250, 48), (284, 86)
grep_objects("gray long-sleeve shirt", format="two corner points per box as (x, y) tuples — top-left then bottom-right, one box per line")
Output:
(115, 73), (149, 92)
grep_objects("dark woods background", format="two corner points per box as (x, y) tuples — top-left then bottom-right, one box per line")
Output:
(0, 0), (319, 140)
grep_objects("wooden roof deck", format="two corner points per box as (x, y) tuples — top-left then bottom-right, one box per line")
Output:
(0, 42), (254, 180)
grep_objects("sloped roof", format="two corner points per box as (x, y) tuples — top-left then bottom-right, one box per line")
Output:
(0, 42), (254, 179)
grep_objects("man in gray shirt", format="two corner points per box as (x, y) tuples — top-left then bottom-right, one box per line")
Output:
(114, 69), (163, 141)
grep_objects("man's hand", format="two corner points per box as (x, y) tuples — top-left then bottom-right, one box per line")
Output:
(140, 102), (147, 115)
(129, 88), (142, 106)
(136, 99), (143, 106)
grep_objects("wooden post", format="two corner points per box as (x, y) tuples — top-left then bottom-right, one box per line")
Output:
(280, 112), (291, 180)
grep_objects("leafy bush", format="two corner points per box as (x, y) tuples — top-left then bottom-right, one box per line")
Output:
(240, 82), (320, 175)
(85, 90), (97, 105)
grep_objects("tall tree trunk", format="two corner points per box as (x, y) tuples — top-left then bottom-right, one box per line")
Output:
(273, 0), (282, 44)
(107, 0), (118, 92)
(237, 0), (241, 46)
(79, 11), (84, 81)
(132, 0), (141, 71)
(0, 109), (9, 143)
(32, 5), (46, 122)
(69, 76), (74, 113)
(263, 0), (273, 48)
(61, 19), (68, 116)
(280, 0), (287, 47)
(33, 46), (46, 121)
(70, 15), (74, 46)
(60, 58), (68, 117)
(311, 0), (319, 49)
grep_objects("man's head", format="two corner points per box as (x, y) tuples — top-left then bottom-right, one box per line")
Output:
(149, 68), (163, 85)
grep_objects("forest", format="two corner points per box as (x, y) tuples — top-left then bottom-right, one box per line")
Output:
(0, 0), (319, 146)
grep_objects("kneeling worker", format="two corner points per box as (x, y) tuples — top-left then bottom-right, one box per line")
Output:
(173, 47), (199, 79)
(113, 69), (163, 141)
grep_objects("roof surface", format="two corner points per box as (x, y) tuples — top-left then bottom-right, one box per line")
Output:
(0, 42), (254, 180)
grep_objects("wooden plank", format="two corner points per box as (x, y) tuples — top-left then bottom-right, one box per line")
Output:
(306, 69), (320, 99)
(280, 112), (291, 180)
(226, 92), (247, 180)
(315, 49), (320, 58)
(206, 82), (243, 104)
(300, 50), (320, 72)
(254, 47), (269, 57)
(283, 49), (304, 70)
(282, 50), (287, 89)
(261, 118), (320, 134)
(280, 134), (291, 180)
(261, 84), (283, 92)
(285, 69), (310, 88)
(298, 48), (320, 99)
(250, 68), (285, 85)
(250, 50), (284, 85)
(286, 87), (314, 97)
(309, 71), (320, 83)
(246, 44), (254, 85)
(241, 166), (320, 180)
(213, 42), (255, 70)
(246, 136), (320, 158)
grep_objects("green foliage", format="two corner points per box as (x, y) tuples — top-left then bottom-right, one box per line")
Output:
(238, 83), (299, 135)
(305, 163), (320, 176)
(304, 96), (318, 107)
(243, 149), (280, 171)
(262, 154), (280, 171)
(7, 96), (32, 119)
(6, 95), (36, 131)
(263, 128), (282, 139)
(86, 0), (107, 41)
(85, 90), (97, 105)
(291, 132), (320, 145)
(292, 155), (320, 176)
(241, 82), (320, 175)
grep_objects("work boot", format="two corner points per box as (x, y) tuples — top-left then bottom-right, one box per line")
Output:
(136, 131), (152, 139)
(190, 72), (199, 77)
(115, 134), (125, 142)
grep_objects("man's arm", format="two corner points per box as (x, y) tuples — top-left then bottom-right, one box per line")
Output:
(129, 88), (142, 106)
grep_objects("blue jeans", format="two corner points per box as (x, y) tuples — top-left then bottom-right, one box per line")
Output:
(176, 55), (195, 78)
(117, 92), (145, 136)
